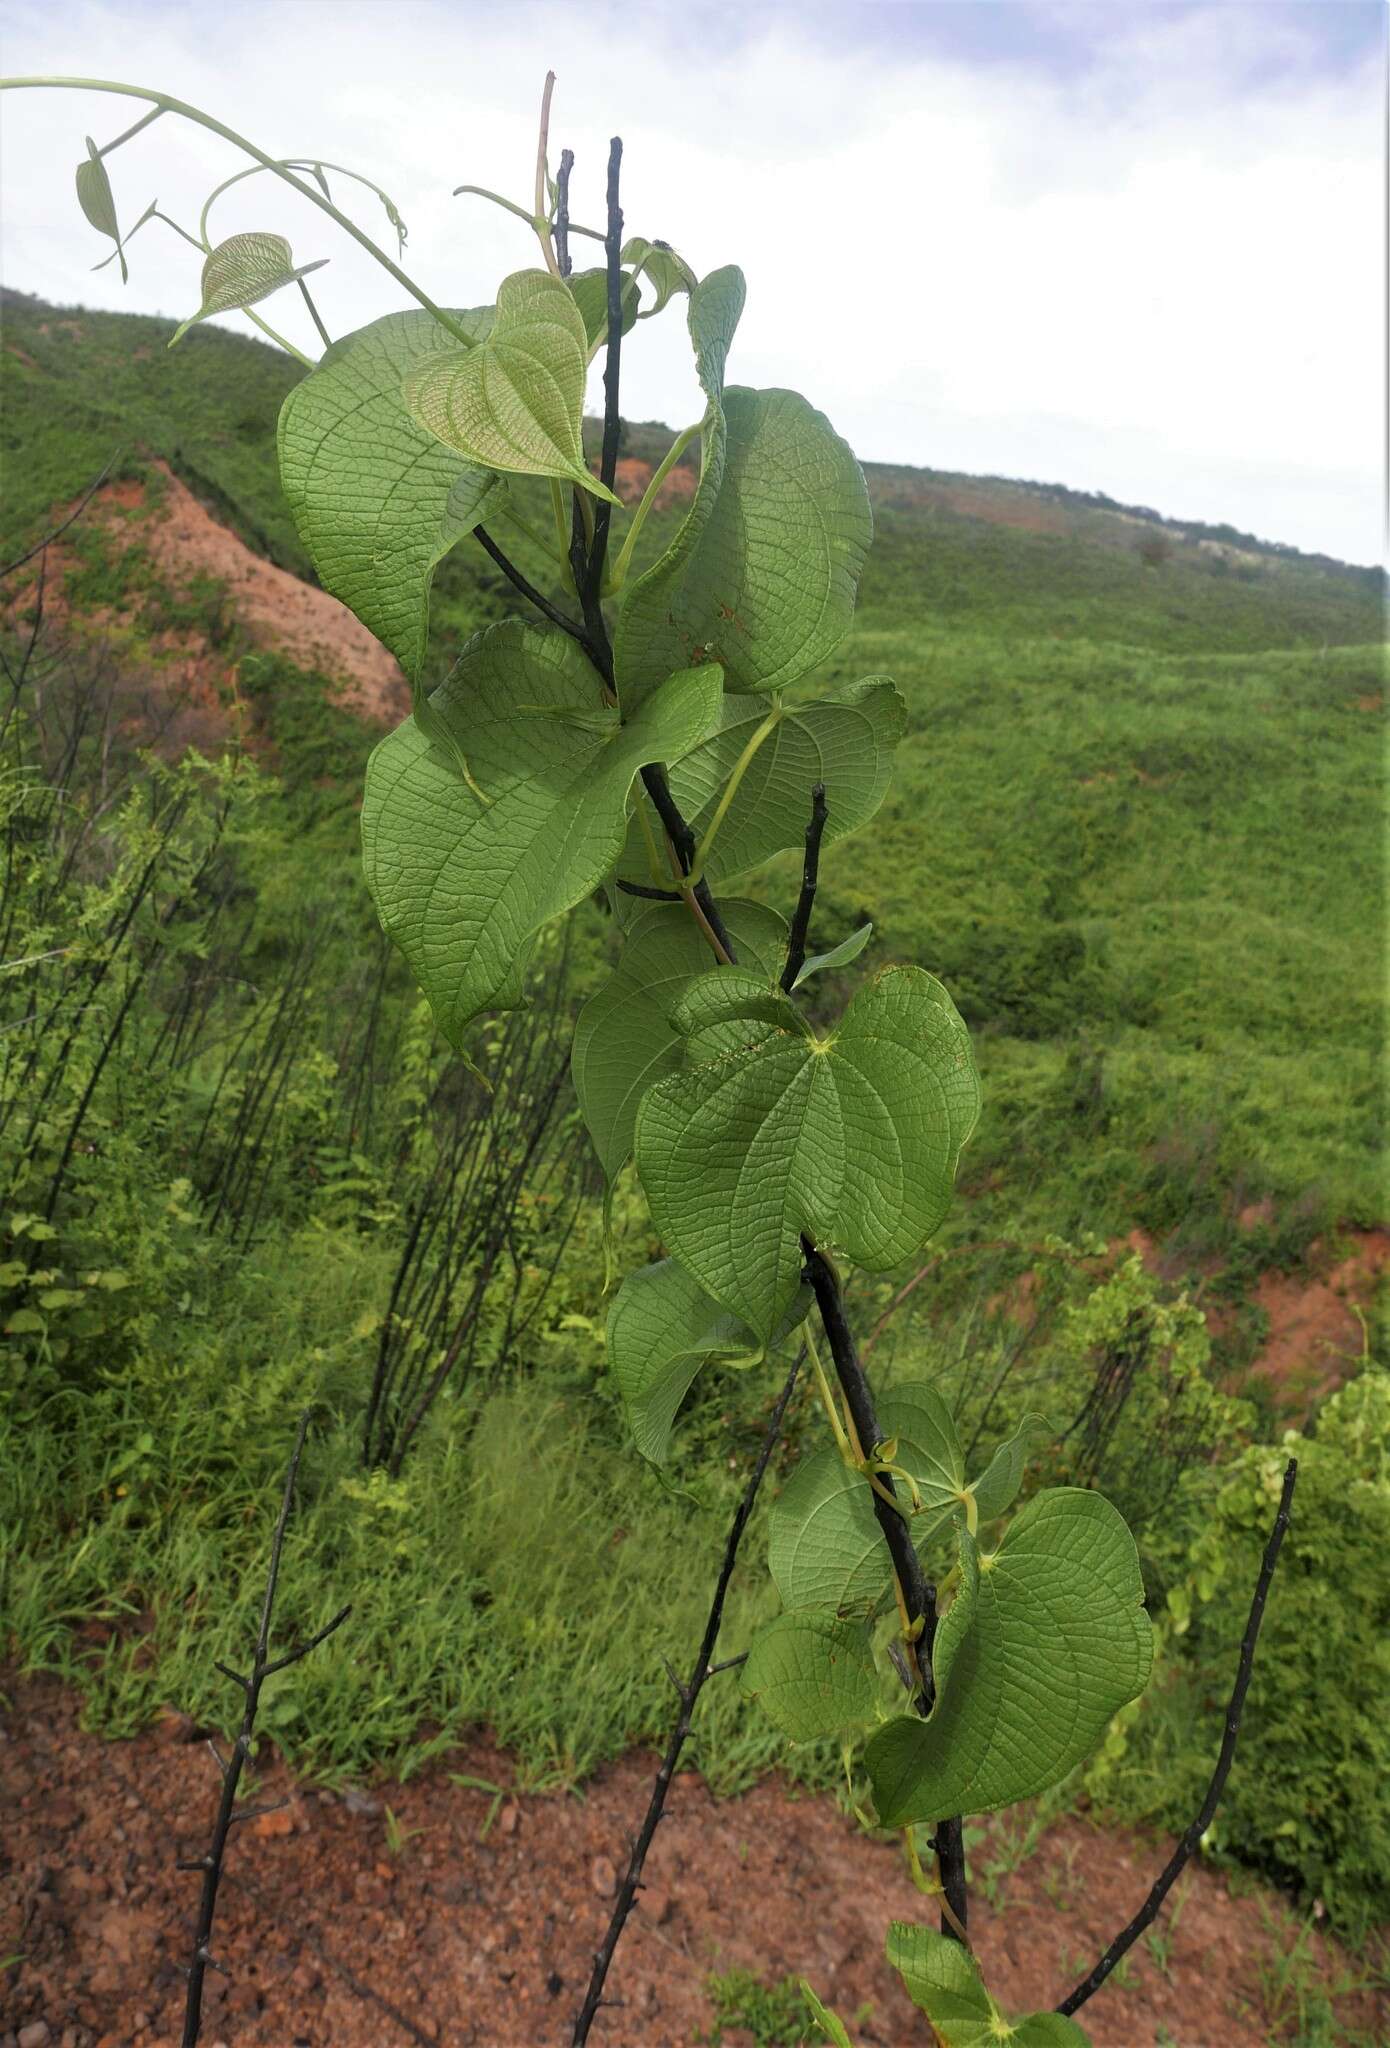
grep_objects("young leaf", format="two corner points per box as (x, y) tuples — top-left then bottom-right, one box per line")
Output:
(768, 1386), (964, 1616)
(741, 1613), (877, 1740)
(169, 232), (329, 347)
(616, 386), (872, 706)
(967, 1412), (1054, 1524)
(621, 236), (698, 319)
(635, 965), (979, 1342)
(801, 1984), (857, 2048)
(606, 1257), (808, 1468)
(75, 138), (128, 281)
(613, 265), (744, 703)
(361, 622), (722, 1044)
(615, 682), (905, 892)
(402, 268), (618, 502)
(793, 922), (874, 989)
(277, 307), (500, 684)
(567, 267), (642, 351)
(572, 897), (788, 1185)
(866, 1489), (1153, 1826)
(885, 1923), (1091, 2046)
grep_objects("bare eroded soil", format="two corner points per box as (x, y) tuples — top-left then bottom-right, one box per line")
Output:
(3, 1675), (1382, 2048)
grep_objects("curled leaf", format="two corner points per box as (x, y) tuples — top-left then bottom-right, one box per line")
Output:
(403, 268), (618, 502)
(169, 232), (329, 348)
(621, 236), (697, 319)
(75, 138), (127, 282)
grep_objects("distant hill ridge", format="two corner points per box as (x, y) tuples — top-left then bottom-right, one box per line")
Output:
(4, 287), (1383, 599)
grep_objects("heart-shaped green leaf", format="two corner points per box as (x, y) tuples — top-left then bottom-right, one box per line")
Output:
(635, 965), (979, 1341)
(572, 897), (788, 1185)
(617, 681), (905, 892)
(886, 1924), (1091, 2046)
(278, 307), (500, 686)
(768, 1386), (964, 1616)
(741, 1613), (877, 1740)
(867, 1488), (1153, 1826)
(402, 268), (617, 502)
(169, 232), (328, 347)
(616, 383), (872, 706)
(621, 236), (698, 319)
(607, 1256), (809, 1468)
(362, 621), (721, 1044)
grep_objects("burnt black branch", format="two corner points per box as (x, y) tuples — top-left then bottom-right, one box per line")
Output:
(570, 1349), (804, 2045)
(780, 782), (828, 992)
(179, 1411), (350, 2047)
(1056, 1457), (1298, 2018)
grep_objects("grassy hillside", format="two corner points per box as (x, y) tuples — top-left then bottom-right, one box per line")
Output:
(2, 289), (1386, 1942)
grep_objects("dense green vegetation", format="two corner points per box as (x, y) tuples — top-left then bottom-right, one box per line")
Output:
(1, 291), (1385, 1947)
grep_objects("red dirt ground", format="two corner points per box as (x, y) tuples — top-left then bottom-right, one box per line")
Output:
(612, 458), (698, 511)
(2, 1674), (1381, 2048)
(7, 464), (410, 738)
(108, 463), (409, 728)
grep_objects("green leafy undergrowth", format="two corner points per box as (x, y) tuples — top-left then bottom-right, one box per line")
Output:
(0, 1333), (816, 1787)
(1086, 1370), (1390, 1941)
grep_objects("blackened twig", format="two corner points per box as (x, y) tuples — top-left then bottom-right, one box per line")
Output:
(616, 879), (682, 902)
(571, 1349), (804, 2045)
(637, 763), (738, 963)
(803, 1240), (968, 1943)
(180, 1411), (350, 2047)
(780, 782), (828, 992)
(1056, 1457), (1299, 2018)
(555, 147), (575, 279)
(473, 525), (589, 643)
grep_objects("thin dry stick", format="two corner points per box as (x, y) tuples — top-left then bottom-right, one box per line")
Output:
(570, 1349), (804, 2046)
(178, 1410), (350, 2047)
(1056, 1456), (1299, 2017)
(0, 449), (122, 580)
(554, 146), (575, 278)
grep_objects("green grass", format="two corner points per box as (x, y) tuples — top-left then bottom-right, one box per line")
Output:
(0, 1323), (812, 1789)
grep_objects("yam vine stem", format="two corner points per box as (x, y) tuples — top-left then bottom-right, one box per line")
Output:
(803, 1239), (968, 1942)
(458, 121), (968, 1981)
(177, 1410), (349, 2048)
(1056, 1456), (1298, 2017)
(780, 781), (828, 991)
(570, 1350), (805, 2046)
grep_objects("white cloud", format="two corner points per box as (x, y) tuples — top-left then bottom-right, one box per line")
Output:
(0, 0), (1381, 561)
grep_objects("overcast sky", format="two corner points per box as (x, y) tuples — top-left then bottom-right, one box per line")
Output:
(1, 1), (1383, 563)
